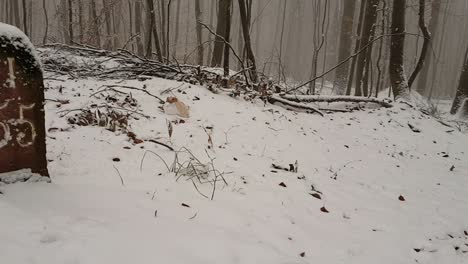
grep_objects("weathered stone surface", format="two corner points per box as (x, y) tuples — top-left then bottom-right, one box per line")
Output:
(0, 23), (49, 176)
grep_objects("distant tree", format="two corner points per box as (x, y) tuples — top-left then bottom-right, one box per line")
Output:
(67, 0), (73, 43)
(238, 0), (258, 82)
(354, 0), (379, 96)
(416, 0), (441, 95)
(22, 0), (28, 36)
(222, 0), (233, 77)
(134, 0), (144, 56)
(146, 0), (163, 61)
(194, 0), (204, 65)
(334, 0), (357, 95)
(211, 0), (231, 67)
(389, 0), (410, 100)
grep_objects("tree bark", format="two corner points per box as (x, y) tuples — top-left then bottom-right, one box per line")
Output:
(146, 0), (163, 61)
(389, 0), (410, 100)
(195, 0), (204, 65)
(22, 0), (28, 36)
(211, 0), (230, 67)
(354, 0), (379, 96)
(408, 0), (431, 89)
(222, 0), (233, 77)
(172, 0), (181, 58)
(346, 0), (366, 95)
(334, 0), (356, 95)
(450, 46), (468, 114)
(42, 0), (48, 44)
(135, 0), (144, 56)
(89, 0), (100, 47)
(416, 0), (441, 95)
(238, 0), (258, 82)
(67, 0), (73, 44)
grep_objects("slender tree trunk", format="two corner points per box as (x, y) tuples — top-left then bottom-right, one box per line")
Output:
(334, 0), (356, 95)
(207, 0), (215, 63)
(67, 0), (73, 43)
(21, 0), (27, 35)
(146, 0), (163, 61)
(166, 0), (171, 60)
(135, 0), (144, 56)
(212, 0), (230, 67)
(416, 0), (441, 95)
(42, 0), (48, 44)
(238, 0), (258, 82)
(160, 0), (167, 58)
(90, 0), (100, 47)
(194, 0), (204, 65)
(346, 0), (366, 95)
(11, 0), (21, 27)
(389, 0), (410, 100)
(354, 0), (379, 96)
(408, 0), (430, 89)
(103, 0), (112, 49)
(172, 0), (181, 58)
(451, 46), (468, 114)
(223, 0), (233, 77)
(78, 0), (84, 43)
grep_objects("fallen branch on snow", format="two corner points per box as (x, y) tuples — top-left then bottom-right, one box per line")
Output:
(268, 95), (324, 116)
(280, 94), (393, 108)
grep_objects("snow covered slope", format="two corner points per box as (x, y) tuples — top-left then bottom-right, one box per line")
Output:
(1, 60), (468, 263)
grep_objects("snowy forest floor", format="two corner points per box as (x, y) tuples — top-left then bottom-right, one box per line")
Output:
(1, 48), (468, 264)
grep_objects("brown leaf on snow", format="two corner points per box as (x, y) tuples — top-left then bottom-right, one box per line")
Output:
(299, 252), (305, 257)
(464, 230), (468, 236)
(310, 193), (322, 200)
(320, 206), (329, 213)
(279, 182), (287, 188)
(181, 203), (190, 208)
(399, 195), (406, 201)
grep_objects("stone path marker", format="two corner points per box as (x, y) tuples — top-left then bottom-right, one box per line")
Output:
(0, 23), (49, 177)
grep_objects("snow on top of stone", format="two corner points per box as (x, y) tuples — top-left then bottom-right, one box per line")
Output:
(0, 22), (41, 69)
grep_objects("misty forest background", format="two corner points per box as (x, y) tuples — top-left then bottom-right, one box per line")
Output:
(1, 0), (468, 113)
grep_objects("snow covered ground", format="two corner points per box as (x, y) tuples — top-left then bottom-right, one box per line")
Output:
(1, 53), (468, 264)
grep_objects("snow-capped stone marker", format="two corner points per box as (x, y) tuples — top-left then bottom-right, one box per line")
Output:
(0, 23), (49, 177)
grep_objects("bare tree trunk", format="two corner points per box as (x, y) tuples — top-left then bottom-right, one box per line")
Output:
(78, 0), (84, 43)
(172, 0), (181, 58)
(195, 0), (204, 65)
(135, 0), (144, 56)
(389, 0), (410, 100)
(146, 0), (163, 61)
(278, 0), (287, 82)
(354, 0), (379, 96)
(223, 0), (233, 77)
(334, 0), (356, 95)
(408, 0), (430, 89)
(416, 0), (441, 95)
(21, 0), (27, 35)
(207, 0), (215, 63)
(166, 0), (171, 60)
(42, 0), (48, 44)
(103, 0), (112, 49)
(90, 0), (100, 47)
(67, 0), (73, 43)
(238, 0), (258, 82)
(451, 45), (468, 114)
(346, 0), (366, 95)
(212, 0), (230, 67)
(160, 0), (167, 58)
(11, 0), (21, 27)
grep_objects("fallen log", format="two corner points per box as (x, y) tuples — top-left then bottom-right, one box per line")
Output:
(268, 95), (324, 116)
(280, 94), (393, 108)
